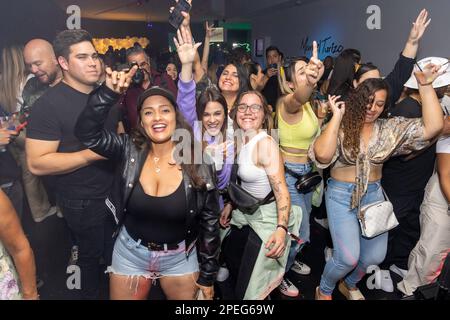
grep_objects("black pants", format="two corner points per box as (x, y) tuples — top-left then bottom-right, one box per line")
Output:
(381, 193), (423, 270)
(222, 226), (262, 300)
(58, 197), (115, 300)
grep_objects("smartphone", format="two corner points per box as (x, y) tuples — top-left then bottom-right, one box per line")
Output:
(269, 63), (278, 69)
(313, 91), (327, 101)
(169, 0), (192, 29)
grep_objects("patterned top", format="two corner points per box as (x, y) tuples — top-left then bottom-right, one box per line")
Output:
(0, 241), (22, 300)
(308, 117), (431, 209)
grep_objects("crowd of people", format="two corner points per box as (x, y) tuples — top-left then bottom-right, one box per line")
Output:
(0, 1), (449, 300)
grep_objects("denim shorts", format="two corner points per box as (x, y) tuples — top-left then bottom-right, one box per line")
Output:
(107, 227), (199, 280)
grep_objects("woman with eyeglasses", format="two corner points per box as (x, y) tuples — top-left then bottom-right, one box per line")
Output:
(274, 42), (325, 297)
(74, 35), (221, 299)
(310, 64), (444, 300)
(221, 90), (301, 300)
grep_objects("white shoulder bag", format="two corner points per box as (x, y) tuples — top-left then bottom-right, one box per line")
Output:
(357, 188), (399, 238)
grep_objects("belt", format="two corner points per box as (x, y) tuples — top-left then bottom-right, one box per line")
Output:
(146, 241), (180, 251)
(126, 228), (182, 251)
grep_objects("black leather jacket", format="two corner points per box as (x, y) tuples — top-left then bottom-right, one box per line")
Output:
(74, 85), (220, 286)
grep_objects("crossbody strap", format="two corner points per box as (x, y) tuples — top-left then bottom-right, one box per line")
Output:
(284, 165), (303, 179)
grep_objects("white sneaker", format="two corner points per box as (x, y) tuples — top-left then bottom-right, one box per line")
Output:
(314, 217), (329, 229)
(380, 270), (394, 292)
(68, 245), (79, 266)
(33, 206), (57, 223)
(324, 247), (333, 262)
(291, 260), (311, 275)
(56, 207), (63, 218)
(216, 266), (229, 282)
(278, 278), (299, 297)
(390, 264), (408, 279)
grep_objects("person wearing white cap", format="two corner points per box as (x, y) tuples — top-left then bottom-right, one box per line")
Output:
(380, 57), (450, 293)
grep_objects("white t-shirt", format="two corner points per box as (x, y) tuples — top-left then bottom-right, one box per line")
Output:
(441, 95), (450, 115)
(437, 135), (450, 154)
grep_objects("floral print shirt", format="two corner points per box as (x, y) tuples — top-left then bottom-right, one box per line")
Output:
(0, 241), (21, 300)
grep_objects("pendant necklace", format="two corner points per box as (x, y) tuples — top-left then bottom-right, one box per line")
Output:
(154, 157), (161, 174)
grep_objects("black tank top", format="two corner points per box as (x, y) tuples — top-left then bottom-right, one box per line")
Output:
(124, 180), (187, 244)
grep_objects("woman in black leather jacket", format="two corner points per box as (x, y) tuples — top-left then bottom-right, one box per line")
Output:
(74, 64), (220, 300)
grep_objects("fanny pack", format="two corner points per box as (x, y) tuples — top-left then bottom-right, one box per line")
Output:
(227, 164), (274, 215)
(285, 165), (322, 194)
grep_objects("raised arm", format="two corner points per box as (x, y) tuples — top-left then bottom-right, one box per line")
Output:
(175, 24), (202, 128)
(74, 66), (137, 160)
(0, 189), (38, 300)
(415, 64), (445, 140)
(402, 9), (431, 59)
(284, 41), (324, 114)
(312, 95), (345, 164)
(385, 9), (430, 106)
(201, 21), (214, 73)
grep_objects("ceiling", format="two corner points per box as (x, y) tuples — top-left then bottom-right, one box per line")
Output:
(53, 0), (225, 22)
(52, 0), (320, 23)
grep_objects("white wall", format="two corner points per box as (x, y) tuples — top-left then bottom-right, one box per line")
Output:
(238, 0), (450, 75)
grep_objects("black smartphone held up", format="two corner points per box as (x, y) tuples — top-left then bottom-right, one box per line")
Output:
(169, 0), (192, 29)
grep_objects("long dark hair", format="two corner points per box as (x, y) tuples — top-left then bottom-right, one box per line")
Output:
(196, 88), (228, 140)
(219, 62), (250, 103)
(342, 78), (389, 160)
(354, 63), (379, 83)
(327, 49), (361, 98)
(131, 98), (206, 189)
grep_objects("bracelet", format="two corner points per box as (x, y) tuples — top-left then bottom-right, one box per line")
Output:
(276, 224), (288, 233)
(418, 81), (433, 86)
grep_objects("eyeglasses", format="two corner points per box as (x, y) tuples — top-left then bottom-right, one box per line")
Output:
(237, 103), (263, 113)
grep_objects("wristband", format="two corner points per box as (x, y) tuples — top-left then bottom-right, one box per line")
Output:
(276, 224), (288, 233)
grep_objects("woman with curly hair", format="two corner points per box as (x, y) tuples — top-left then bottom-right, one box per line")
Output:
(309, 63), (445, 300)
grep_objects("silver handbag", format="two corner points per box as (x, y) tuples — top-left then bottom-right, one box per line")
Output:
(357, 188), (399, 238)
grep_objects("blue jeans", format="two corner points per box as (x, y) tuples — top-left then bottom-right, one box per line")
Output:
(284, 162), (313, 271)
(108, 226), (199, 279)
(319, 179), (388, 295)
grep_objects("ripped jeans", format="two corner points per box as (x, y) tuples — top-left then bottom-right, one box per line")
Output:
(107, 226), (199, 286)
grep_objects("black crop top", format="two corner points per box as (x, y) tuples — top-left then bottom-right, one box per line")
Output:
(124, 180), (187, 244)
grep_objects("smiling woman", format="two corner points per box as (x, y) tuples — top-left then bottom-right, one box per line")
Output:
(74, 57), (221, 300)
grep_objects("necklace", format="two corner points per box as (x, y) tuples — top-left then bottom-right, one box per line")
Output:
(153, 157), (161, 174)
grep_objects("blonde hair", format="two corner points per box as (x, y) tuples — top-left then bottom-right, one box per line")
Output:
(0, 45), (27, 113)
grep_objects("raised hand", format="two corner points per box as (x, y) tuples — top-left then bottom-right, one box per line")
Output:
(414, 63), (445, 86)
(105, 65), (138, 94)
(305, 41), (325, 87)
(328, 95), (346, 119)
(408, 9), (431, 44)
(174, 25), (202, 66)
(205, 21), (215, 38)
